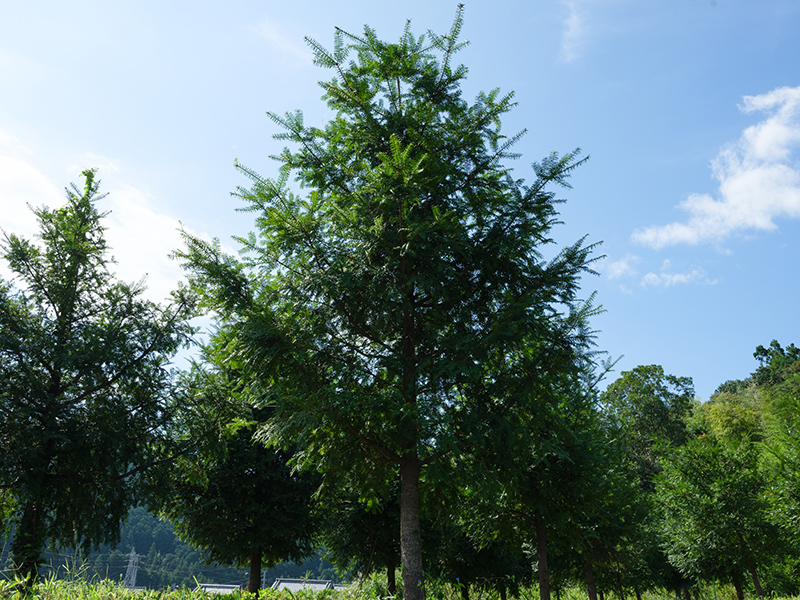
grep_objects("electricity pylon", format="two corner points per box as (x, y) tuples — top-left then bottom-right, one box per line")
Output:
(123, 547), (142, 589)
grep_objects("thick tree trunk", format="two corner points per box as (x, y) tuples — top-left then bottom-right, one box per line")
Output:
(584, 554), (598, 600)
(400, 457), (424, 600)
(11, 500), (45, 585)
(599, 589), (605, 600)
(247, 549), (262, 594)
(535, 509), (550, 600)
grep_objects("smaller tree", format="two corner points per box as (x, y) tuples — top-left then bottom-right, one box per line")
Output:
(0, 170), (194, 583)
(601, 365), (694, 490)
(428, 521), (530, 600)
(320, 485), (400, 594)
(163, 366), (319, 594)
(656, 436), (777, 600)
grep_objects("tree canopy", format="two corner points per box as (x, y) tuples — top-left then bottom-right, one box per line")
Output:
(0, 170), (195, 583)
(600, 365), (694, 490)
(177, 8), (601, 600)
(161, 361), (320, 594)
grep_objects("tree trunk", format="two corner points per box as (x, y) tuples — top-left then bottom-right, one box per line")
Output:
(247, 549), (262, 594)
(616, 567), (625, 600)
(11, 500), (45, 585)
(461, 581), (470, 600)
(634, 586), (642, 600)
(400, 457), (424, 600)
(535, 509), (550, 600)
(731, 572), (744, 600)
(584, 554), (598, 600)
(399, 262), (422, 600)
(747, 563), (764, 600)
(500, 584), (508, 600)
(599, 589), (605, 600)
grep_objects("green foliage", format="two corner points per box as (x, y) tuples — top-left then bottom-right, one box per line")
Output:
(319, 486), (399, 591)
(0, 170), (195, 582)
(160, 363), (320, 593)
(656, 435), (778, 594)
(702, 389), (765, 443)
(169, 419), (318, 562)
(597, 366), (699, 596)
(428, 521), (531, 599)
(601, 365), (694, 490)
(761, 372), (800, 546)
(753, 340), (800, 386)
(177, 8), (601, 600)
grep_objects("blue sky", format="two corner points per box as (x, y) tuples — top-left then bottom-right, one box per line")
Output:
(2, 0), (799, 400)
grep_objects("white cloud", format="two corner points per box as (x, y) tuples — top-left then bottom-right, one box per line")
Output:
(103, 184), (187, 303)
(253, 20), (313, 65)
(0, 130), (32, 155)
(67, 152), (121, 176)
(0, 154), (63, 238)
(603, 254), (641, 279)
(640, 267), (717, 288)
(633, 85), (800, 249)
(0, 131), (192, 304)
(560, 0), (587, 63)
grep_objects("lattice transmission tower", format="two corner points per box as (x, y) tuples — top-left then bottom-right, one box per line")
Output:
(123, 547), (142, 589)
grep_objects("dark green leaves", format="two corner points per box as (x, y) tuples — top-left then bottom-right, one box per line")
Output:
(0, 170), (195, 582)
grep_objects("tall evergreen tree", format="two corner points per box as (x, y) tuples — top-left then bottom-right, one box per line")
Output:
(0, 170), (195, 583)
(178, 8), (600, 599)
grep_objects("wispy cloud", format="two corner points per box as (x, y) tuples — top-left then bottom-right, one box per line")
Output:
(602, 254), (641, 279)
(560, 0), (588, 62)
(103, 184), (188, 303)
(253, 19), (313, 65)
(67, 152), (121, 176)
(640, 260), (718, 288)
(0, 131), (192, 303)
(633, 85), (800, 249)
(0, 132), (63, 236)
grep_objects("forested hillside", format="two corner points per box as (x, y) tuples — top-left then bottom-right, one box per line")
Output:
(0, 507), (341, 589)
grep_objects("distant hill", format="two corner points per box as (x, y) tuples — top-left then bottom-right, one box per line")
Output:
(0, 507), (343, 589)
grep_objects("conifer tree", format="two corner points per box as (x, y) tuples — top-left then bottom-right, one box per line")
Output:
(0, 170), (195, 583)
(160, 343), (320, 595)
(165, 405), (318, 594)
(178, 8), (600, 599)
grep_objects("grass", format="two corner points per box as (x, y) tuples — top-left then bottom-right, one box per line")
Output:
(0, 574), (789, 600)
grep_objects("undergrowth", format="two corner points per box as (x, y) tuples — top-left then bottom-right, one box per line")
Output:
(0, 573), (780, 600)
